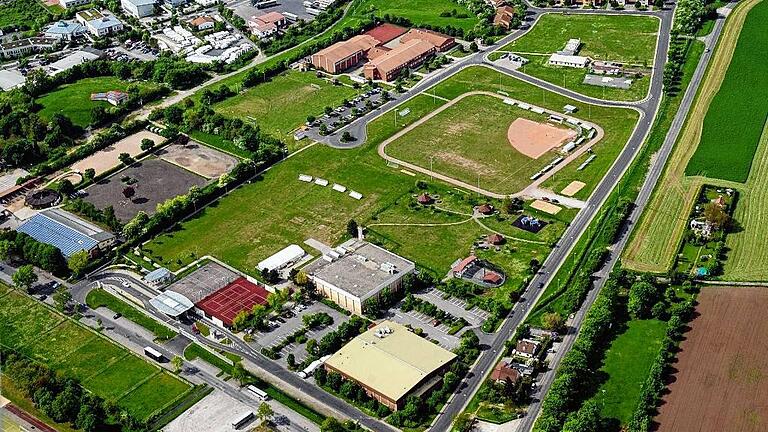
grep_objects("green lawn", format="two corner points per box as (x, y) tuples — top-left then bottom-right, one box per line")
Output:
(385, 94), (580, 195)
(0, 286), (192, 421)
(591, 319), (666, 425)
(188, 130), (250, 159)
(86, 288), (177, 341)
(36, 77), (156, 128)
(349, 0), (478, 31)
(214, 70), (359, 139)
(118, 372), (192, 419)
(684, 0), (768, 182)
(0, 0), (51, 28)
(428, 66), (640, 201)
(502, 13), (660, 64)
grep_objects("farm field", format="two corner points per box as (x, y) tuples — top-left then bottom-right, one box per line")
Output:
(214, 70), (359, 139)
(0, 288), (192, 420)
(384, 93), (581, 195)
(502, 13), (660, 64)
(0, 0), (51, 28)
(684, 0), (768, 182)
(622, 0), (760, 273)
(591, 319), (666, 425)
(350, 0), (478, 31)
(655, 287), (768, 432)
(37, 77), (157, 128)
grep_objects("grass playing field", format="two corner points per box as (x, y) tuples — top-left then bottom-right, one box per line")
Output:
(36, 77), (156, 128)
(684, 0), (768, 182)
(622, 0), (761, 273)
(0, 288), (192, 420)
(384, 93), (577, 195)
(349, 0), (478, 31)
(590, 319), (666, 425)
(213, 70), (360, 139)
(502, 13), (660, 64)
(426, 66), (639, 200)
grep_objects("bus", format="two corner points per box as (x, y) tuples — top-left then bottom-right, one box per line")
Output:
(144, 346), (163, 362)
(255, 0), (277, 8)
(246, 385), (269, 401)
(231, 411), (255, 429)
(283, 12), (298, 21)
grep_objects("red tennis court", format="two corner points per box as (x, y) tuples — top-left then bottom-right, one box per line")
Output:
(196, 277), (270, 326)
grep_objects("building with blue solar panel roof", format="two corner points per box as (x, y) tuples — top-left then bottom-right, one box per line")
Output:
(17, 209), (116, 258)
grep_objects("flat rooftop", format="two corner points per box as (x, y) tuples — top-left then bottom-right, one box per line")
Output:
(166, 261), (238, 303)
(307, 240), (415, 299)
(325, 321), (457, 402)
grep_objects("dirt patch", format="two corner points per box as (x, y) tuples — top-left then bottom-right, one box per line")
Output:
(530, 199), (561, 215)
(157, 141), (238, 179)
(655, 287), (768, 432)
(507, 118), (576, 159)
(561, 181), (586, 197)
(71, 130), (164, 176)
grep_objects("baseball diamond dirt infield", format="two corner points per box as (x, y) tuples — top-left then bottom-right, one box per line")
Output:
(655, 287), (768, 432)
(157, 141), (239, 179)
(507, 118), (577, 159)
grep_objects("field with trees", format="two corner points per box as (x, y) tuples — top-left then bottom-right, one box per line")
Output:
(684, 0), (768, 182)
(0, 286), (192, 423)
(350, 0), (479, 32)
(622, 0), (761, 273)
(0, 0), (51, 30)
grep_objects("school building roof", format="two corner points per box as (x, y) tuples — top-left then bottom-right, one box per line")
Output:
(314, 34), (378, 63)
(17, 209), (114, 257)
(364, 39), (435, 78)
(400, 28), (454, 50)
(364, 23), (408, 45)
(195, 277), (270, 326)
(324, 321), (457, 403)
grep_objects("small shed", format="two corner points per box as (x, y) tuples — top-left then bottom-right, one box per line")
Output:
(417, 193), (434, 205)
(487, 233), (505, 245)
(477, 203), (495, 215)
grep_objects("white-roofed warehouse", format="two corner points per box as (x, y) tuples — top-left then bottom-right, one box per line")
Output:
(257, 244), (307, 272)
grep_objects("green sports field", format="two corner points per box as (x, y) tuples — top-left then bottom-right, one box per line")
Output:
(36, 77), (156, 128)
(385, 93), (579, 195)
(214, 70), (360, 139)
(684, 0), (768, 182)
(0, 288), (192, 420)
(503, 13), (660, 63)
(350, 0), (478, 32)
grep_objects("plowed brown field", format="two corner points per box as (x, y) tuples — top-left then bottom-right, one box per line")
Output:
(655, 287), (768, 432)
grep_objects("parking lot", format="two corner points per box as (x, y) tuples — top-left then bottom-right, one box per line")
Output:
(227, 0), (316, 23)
(415, 287), (490, 327)
(305, 86), (388, 137)
(386, 306), (461, 350)
(249, 301), (347, 365)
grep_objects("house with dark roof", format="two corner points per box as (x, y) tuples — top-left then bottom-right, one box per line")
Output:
(514, 339), (541, 358)
(490, 358), (521, 383)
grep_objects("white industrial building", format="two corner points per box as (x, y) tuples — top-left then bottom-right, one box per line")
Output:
(548, 53), (589, 68)
(76, 10), (124, 36)
(121, 0), (156, 18)
(257, 244), (307, 272)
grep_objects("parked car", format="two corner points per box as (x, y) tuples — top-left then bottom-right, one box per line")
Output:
(113, 313), (122, 320)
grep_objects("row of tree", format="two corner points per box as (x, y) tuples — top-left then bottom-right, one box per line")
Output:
(0, 230), (66, 274)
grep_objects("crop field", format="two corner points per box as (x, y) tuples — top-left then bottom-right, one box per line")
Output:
(214, 70), (359, 139)
(350, 0), (478, 31)
(655, 287), (768, 432)
(384, 93), (579, 195)
(722, 122), (768, 280)
(502, 14), (659, 64)
(591, 319), (666, 425)
(0, 288), (192, 420)
(684, 0), (768, 182)
(37, 77), (156, 128)
(622, 0), (760, 273)
(0, 0), (50, 28)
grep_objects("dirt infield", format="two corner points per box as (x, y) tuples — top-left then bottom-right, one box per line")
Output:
(507, 118), (577, 159)
(655, 287), (768, 432)
(561, 181), (586, 197)
(157, 141), (238, 179)
(71, 130), (164, 176)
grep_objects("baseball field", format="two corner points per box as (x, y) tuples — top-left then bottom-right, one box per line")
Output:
(655, 287), (768, 432)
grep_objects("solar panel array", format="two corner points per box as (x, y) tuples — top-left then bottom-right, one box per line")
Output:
(195, 277), (270, 326)
(17, 213), (97, 257)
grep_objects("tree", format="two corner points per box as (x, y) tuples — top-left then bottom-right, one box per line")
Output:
(340, 131), (353, 142)
(346, 219), (358, 238)
(231, 362), (250, 384)
(257, 402), (274, 424)
(454, 412), (474, 432)
(53, 285), (72, 312)
(703, 202), (730, 229)
(84, 168), (96, 181)
(59, 179), (75, 196)
(562, 399), (604, 432)
(171, 355), (184, 373)
(67, 250), (89, 276)
(320, 417), (346, 432)
(542, 312), (565, 332)
(0, 239), (16, 261)
(13, 264), (38, 292)
(118, 153), (134, 166)
(140, 138), (155, 151)
(628, 281), (660, 318)
(122, 186), (136, 199)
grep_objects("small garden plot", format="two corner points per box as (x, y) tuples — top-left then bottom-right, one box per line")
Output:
(83, 158), (207, 222)
(85, 355), (160, 401)
(157, 141), (239, 179)
(58, 338), (127, 381)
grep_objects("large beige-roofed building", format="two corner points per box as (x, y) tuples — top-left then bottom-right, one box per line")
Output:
(363, 39), (436, 81)
(324, 321), (457, 410)
(311, 35), (379, 74)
